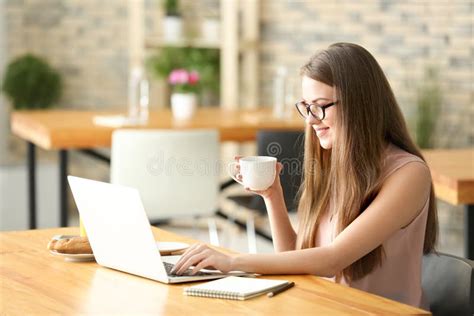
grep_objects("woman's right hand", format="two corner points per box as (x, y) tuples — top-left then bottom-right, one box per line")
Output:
(233, 156), (284, 201)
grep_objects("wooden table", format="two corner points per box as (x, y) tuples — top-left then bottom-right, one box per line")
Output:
(0, 227), (430, 315)
(423, 149), (474, 259)
(10, 108), (304, 229)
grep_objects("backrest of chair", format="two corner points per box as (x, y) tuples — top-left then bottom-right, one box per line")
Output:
(111, 129), (219, 221)
(256, 130), (304, 212)
(422, 252), (474, 316)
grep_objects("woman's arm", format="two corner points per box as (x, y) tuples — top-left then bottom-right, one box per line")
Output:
(236, 158), (297, 252)
(263, 190), (297, 252)
(171, 242), (336, 276)
(233, 161), (432, 275)
(173, 161), (431, 276)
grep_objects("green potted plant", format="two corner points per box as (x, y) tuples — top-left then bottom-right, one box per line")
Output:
(147, 46), (219, 96)
(163, 0), (183, 41)
(2, 54), (62, 109)
(415, 66), (442, 148)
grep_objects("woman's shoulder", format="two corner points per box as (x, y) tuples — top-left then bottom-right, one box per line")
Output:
(378, 144), (432, 223)
(381, 143), (429, 181)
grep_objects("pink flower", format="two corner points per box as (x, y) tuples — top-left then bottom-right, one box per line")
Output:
(168, 69), (189, 85)
(188, 71), (199, 85)
(168, 69), (200, 94)
(168, 69), (200, 86)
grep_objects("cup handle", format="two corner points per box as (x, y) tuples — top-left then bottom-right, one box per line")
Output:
(228, 162), (244, 185)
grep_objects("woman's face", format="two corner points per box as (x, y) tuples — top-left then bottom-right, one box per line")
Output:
(301, 76), (337, 149)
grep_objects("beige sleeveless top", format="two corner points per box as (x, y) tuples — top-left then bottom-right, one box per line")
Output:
(314, 144), (430, 309)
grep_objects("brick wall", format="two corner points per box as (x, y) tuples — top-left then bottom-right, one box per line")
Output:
(259, 0), (473, 148)
(5, 1), (471, 147)
(3, 0), (143, 109)
(2, 0), (219, 110)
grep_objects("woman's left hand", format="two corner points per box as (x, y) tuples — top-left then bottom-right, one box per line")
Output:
(170, 243), (235, 275)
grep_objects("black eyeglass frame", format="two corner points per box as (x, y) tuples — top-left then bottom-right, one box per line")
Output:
(294, 100), (338, 121)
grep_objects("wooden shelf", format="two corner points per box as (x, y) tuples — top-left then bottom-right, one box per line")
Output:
(145, 36), (220, 50)
(145, 36), (259, 53)
(132, 0), (259, 109)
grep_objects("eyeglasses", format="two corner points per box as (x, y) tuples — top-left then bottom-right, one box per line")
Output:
(294, 100), (337, 121)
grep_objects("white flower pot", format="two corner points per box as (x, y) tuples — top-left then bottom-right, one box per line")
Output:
(163, 16), (183, 41)
(201, 18), (220, 43)
(171, 93), (197, 120)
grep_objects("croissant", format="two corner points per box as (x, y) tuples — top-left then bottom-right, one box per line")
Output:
(48, 236), (93, 254)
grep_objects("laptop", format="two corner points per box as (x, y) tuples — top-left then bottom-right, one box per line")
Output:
(68, 175), (248, 283)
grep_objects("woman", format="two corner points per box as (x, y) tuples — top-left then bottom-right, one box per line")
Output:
(171, 42), (438, 308)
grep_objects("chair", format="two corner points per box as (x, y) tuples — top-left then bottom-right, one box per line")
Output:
(226, 130), (304, 252)
(110, 129), (221, 245)
(422, 252), (474, 315)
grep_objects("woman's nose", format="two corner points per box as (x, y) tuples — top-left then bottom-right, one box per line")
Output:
(305, 113), (319, 125)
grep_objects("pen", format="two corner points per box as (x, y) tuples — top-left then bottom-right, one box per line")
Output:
(267, 282), (295, 298)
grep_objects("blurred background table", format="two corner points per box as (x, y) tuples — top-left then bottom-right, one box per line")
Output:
(423, 149), (474, 259)
(11, 108), (304, 229)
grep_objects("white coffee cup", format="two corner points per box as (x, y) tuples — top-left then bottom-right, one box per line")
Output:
(228, 156), (277, 191)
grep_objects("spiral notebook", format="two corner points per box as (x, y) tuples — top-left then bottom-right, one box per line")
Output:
(183, 276), (289, 300)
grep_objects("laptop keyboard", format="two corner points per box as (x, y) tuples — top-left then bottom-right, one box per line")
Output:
(163, 261), (217, 277)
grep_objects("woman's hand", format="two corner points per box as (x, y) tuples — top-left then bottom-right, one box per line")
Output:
(170, 243), (235, 275)
(233, 155), (284, 201)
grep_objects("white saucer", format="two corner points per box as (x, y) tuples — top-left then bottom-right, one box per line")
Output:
(156, 241), (189, 255)
(49, 250), (95, 262)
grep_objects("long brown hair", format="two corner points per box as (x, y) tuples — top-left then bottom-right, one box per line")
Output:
(296, 43), (438, 281)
